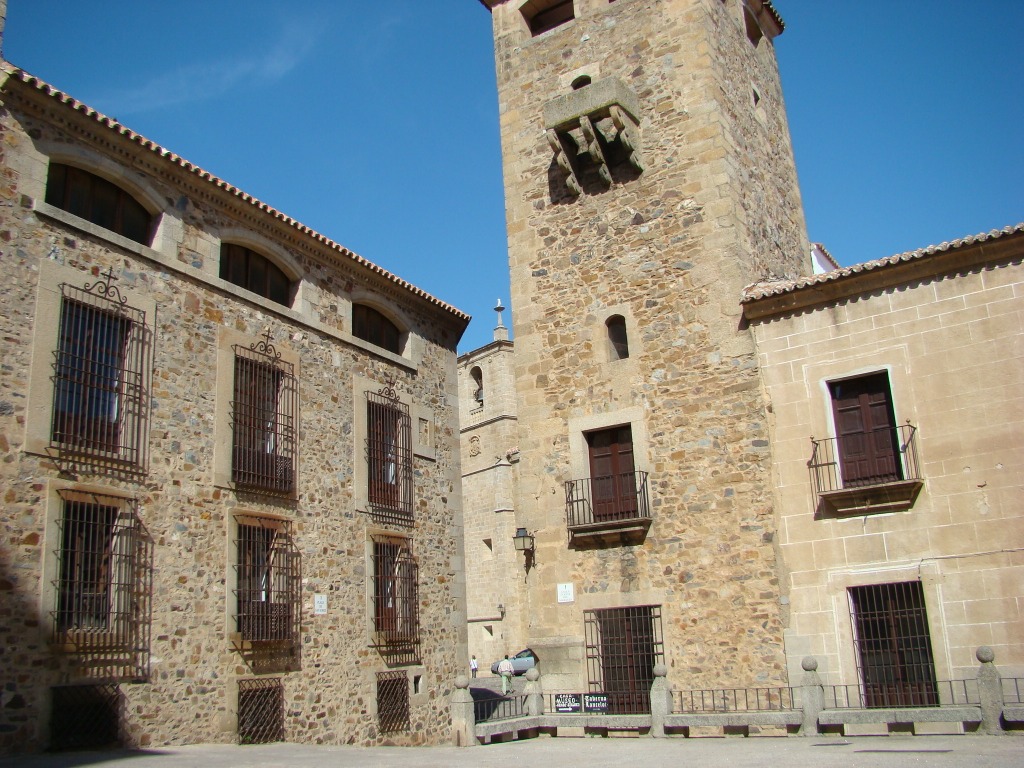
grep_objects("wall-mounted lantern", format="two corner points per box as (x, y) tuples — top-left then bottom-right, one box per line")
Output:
(513, 527), (535, 554)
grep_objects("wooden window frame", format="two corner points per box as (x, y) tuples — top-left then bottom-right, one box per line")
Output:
(219, 243), (293, 307)
(45, 163), (153, 246)
(352, 304), (402, 355)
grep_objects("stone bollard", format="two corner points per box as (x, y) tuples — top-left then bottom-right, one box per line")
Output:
(451, 675), (478, 747)
(650, 663), (671, 738)
(976, 646), (1004, 735)
(798, 656), (824, 737)
(524, 667), (543, 716)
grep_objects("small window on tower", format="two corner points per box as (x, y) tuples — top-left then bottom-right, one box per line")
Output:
(470, 366), (484, 408)
(606, 315), (629, 361)
(522, 0), (575, 37)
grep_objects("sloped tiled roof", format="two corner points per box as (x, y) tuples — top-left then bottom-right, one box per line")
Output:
(4, 66), (470, 325)
(743, 223), (1024, 304)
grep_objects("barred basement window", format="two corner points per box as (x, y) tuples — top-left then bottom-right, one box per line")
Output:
(372, 535), (419, 648)
(52, 490), (148, 660)
(231, 331), (298, 495)
(51, 272), (150, 467)
(237, 677), (285, 744)
(376, 670), (410, 733)
(584, 605), (664, 714)
(45, 163), (153, 245)
(49, 684), (121, 751)
(234, 517), (300, 644)
(366, 388), (412, 525)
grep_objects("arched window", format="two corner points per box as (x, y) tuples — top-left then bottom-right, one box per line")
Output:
(45, 163), (153, 245)
(470, 366), (484, 407)
(353, 304), (401, 355)
(219, 243), (292, 307)
(606, 315), (629, 360)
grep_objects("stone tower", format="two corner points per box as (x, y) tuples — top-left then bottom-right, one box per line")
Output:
(477, 0), (809, 696)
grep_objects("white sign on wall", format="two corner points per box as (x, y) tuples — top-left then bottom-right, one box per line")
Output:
(556, 582), (575, 603)
(314, 594), (328, 615)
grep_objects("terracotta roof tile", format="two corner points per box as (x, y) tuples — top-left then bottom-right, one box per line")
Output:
(5, 66), (470, 324)
(742, 223), (1024, 303)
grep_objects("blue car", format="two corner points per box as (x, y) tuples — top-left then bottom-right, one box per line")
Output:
(490, 648), (537, 676)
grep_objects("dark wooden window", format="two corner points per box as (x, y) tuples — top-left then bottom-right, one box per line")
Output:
(372, 536), (419, 646)
(606, 315), (629, 360)
(45, 163), (152, 245)
(366, 392), (413, 524)
(219, 243), (292, 307)
(587, 425), (637, 521)
(585, 605), (664, 714)
(231, 346), (297, 494)
(849, 582), (938, 707)
(353, 304), (401, 354)
(234, 518), (300, 644)
(377, 671), (410, 733)
(830, 373), (902, 487)
(525, 0), (575, 36)
(51, 283), (149, 465)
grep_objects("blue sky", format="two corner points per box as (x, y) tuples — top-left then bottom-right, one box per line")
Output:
(4, 1), (1021, 353)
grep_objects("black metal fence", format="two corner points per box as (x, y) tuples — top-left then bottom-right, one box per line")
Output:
(474, 693), (526, 723)
(822, 679), (978, 709)
(673, 686), (797, 713)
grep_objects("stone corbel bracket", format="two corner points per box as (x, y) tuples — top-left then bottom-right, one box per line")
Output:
(542, 77), (643, 195)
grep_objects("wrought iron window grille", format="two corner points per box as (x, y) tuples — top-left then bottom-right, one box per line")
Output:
(849, 581), (938, 708)
(233, 517), (301, 647)
(371, 535), (420, 654)
(584, 605), (664, 715)
(365, 382), (413, 526)
(51, 489), (152, 681)
(376, 670), (411, 733)
(50, 269), (152, 471)
(49, 684), (122, 751)
(237, 677), (285, 744)
(230, 329), (298, 495)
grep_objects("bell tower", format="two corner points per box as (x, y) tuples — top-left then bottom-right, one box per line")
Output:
(478, 0), (808, 693)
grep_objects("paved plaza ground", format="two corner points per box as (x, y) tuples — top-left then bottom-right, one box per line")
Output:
(1, 735), (1021, 768)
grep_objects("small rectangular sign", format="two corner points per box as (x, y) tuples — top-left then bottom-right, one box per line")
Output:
(313, 594), (328, 615)
(556, 582), (575, 603)
(553, 693), (581, 713)
(583, 693), (608, 713)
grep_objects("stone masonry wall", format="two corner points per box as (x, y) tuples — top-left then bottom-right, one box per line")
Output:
(486, 0), (809, 689)
(0, 75), (466, 751)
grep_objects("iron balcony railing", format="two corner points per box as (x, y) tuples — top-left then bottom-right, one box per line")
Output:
(809, 423), (920, 497)
(565, 470), (650, 529)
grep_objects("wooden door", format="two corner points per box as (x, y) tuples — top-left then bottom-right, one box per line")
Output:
(587, 426), (636, 521)
(830, 374), (901, 487)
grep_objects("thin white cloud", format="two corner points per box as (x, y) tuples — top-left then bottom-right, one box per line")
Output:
(89, 17), (322, 115)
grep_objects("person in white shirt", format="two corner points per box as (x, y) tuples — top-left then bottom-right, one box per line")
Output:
(470, 655), (478, 678)
(497, 655), (514, 695)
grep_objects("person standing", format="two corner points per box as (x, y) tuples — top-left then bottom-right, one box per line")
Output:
(498, 654), (514, 696)
(470, 655), (478, 678)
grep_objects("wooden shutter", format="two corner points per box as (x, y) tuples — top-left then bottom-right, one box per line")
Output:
(830, 374), (902, 487)
(587, 426), (637, 521)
